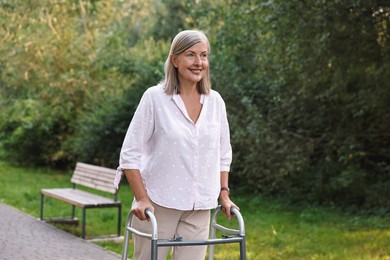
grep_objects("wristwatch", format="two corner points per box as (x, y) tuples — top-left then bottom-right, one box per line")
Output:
(220, 187), (230, 195)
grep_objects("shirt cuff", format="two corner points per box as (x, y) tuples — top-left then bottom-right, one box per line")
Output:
(220, 165), (230, 172)
(114, 167), (124, 190)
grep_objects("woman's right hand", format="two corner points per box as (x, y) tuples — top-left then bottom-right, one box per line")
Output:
(132, 198), (154, 221)
(124, 169), (154, 221)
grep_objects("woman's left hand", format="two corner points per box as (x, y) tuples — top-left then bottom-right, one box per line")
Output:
(219, 191), (239, 219)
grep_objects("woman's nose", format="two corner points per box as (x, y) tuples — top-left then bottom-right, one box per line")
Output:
(194, 55), (202, 64)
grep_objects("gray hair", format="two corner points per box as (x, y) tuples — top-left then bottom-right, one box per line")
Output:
(162, 30), (211, 95)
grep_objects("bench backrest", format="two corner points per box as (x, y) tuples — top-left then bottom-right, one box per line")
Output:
(71, 162), (117, 195)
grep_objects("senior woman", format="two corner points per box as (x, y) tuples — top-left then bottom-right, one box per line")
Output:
(114, 29), (239, 260)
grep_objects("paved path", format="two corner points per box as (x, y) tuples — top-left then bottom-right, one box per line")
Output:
(0, 203), (122, 260)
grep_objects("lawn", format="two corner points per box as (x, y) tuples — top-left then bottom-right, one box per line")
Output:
(0, 161), (389, 259)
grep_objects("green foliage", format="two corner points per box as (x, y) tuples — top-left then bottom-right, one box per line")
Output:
(0, 98), (69, 166)
(0, 0), (389, 210)
(0, 0), (118, 166)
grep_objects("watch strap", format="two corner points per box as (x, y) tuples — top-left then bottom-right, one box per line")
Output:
(220, 186), (230, 195)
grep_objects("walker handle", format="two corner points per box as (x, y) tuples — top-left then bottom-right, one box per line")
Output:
(230, 206), (240, 216)
(144, 208), (158, 240)
(221, 205), (240, 215)
(145, 208), (152, 219)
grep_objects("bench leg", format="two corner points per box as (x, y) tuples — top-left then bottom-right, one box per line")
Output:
(82, 208), (86, 239)
(40, 193), (44, 220)
(71, 205), (75, 219)
(117, 205), (122, 237)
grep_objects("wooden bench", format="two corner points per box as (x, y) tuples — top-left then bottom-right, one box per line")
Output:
(40, 162), (121, 239)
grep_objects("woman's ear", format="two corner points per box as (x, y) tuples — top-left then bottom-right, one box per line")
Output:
(170, 54), (178, 68)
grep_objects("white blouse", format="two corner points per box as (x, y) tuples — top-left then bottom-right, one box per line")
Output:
(114, 83), (232, 210)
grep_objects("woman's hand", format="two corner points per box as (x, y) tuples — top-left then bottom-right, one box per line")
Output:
(219, 191), (239, 219)
(124, 169), (154, 221)
(132, 198), (154, 221)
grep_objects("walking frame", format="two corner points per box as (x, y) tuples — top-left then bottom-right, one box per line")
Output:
(122, 205), (246, 260)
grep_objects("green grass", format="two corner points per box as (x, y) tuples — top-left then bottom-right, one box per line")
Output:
(0, 161), (389, 259)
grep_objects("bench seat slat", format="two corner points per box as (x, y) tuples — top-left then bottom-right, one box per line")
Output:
(72, 170), (114, 183)
(71, 176), (116, 193)
(73, 165), (116, 181)
(75, 162), (116, 174)
(73, 168), (115, 180)
(71, 173), (115, 185)
(41, 188), (120, 208)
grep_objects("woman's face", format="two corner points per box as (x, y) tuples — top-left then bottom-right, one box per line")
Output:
(171, 41), (209, 88)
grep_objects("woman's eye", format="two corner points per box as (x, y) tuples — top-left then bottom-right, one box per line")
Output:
(184, 52), (208, 60)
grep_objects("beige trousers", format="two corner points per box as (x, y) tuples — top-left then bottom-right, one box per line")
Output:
(131, 202), (211, 260)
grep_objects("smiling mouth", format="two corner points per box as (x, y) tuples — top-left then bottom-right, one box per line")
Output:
(190, 69), (202, 73)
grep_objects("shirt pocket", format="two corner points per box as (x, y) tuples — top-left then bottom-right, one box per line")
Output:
(207, 123), (220, 149)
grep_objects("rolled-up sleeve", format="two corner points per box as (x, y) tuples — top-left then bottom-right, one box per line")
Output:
(114, 89), (154, 189)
